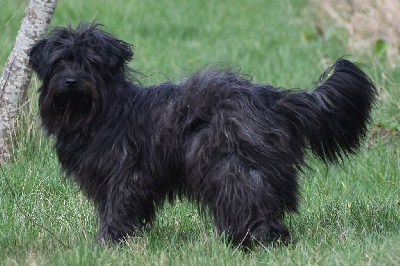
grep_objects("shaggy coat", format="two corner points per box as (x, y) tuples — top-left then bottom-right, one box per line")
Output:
(29, 22), (376, 247)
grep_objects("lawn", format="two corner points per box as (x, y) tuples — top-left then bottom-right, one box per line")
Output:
(1, 0), (399, 265)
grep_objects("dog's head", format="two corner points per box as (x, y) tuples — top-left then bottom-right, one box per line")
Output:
(29, 21), (134, 133)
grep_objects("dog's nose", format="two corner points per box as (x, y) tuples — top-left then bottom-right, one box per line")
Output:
(65, 78), (77, 87)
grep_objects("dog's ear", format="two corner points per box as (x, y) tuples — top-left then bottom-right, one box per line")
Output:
(96, 31), (134, 71)
(29, 39), (48, 80)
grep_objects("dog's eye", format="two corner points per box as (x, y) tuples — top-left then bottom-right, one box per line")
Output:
(54, 59), (65, 66)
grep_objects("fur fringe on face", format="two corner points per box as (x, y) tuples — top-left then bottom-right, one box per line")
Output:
(29, 21), (376, 248)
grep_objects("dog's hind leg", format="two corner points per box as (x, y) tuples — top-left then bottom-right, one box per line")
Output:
(187, 154), (291, 247)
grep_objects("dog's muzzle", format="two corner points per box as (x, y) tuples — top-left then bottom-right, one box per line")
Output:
(65, 78), (78, 88)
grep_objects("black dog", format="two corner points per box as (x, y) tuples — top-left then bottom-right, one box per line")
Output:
(29, 22), (376, 247)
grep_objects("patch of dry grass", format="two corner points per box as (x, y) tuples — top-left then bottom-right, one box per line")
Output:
(312, 0), (400, 67)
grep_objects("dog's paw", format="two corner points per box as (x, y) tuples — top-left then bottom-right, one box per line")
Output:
(246, 218), (290, 248)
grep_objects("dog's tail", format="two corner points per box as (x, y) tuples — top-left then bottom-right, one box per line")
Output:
(278, 59), (377, 162)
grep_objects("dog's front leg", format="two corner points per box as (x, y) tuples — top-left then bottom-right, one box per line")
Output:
(96, 172), (156, 243)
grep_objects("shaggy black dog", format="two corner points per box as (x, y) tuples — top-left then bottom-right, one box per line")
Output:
(29, 22), (376, 247)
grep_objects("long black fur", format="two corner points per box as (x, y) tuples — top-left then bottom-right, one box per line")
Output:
(29, 22), (376, 247)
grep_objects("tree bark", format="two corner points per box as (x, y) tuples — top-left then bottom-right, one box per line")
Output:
(0, 0), (57, 163)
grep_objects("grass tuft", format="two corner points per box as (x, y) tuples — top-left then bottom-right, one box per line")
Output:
(310, 0), (400, 67)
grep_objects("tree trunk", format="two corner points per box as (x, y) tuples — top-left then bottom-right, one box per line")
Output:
(0, 0), (57, 163)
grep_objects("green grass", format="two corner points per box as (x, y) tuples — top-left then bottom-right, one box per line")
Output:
(1, 0), (399, 265)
